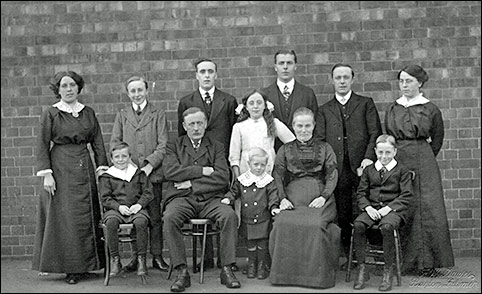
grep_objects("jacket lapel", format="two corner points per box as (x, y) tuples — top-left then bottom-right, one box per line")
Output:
(182, 137), (198, 160)
(209, 89), (225, 126)
(136, 103), (155, 130)
(346, 93), (362, 118)
(381, 166), (395, 184)
(266, 83), (282, 118)
(326, 98), (342, 122)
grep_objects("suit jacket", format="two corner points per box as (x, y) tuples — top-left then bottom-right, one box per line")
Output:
(110, 102), (168, 183)
(177, 88), (237, 158)
(315, 92), (382, 174)
(356, 163), (413, 223)
(162, 135), (230, 205)
(261, 81), (318, 132)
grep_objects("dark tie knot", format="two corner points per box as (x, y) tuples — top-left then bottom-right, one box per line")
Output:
(380, 166), (387, 178)
(205, 92), (212, 104)
(135, 106), (142, 115)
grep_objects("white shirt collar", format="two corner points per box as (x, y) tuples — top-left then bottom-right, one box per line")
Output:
(396, 93), (430, 107)
(190, 138), (202, 149)
(238, 170), (274, 188)
(132, 100), (147, 112)
(335, 90), (352, 105)
(105, 163), (138, 182)
(375, 159), (397, 172)
(199, 87), (215, 101)
(53, 100), (85, 116)
(277, 79), (295, 93)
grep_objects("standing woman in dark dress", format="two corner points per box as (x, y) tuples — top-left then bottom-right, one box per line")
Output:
(385, 65), (454, 274)
(32, 71), (109, 284)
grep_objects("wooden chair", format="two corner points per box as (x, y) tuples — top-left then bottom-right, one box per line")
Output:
(100, 223), (147, 285)
(345, 170), (416, 287)
(167, 218), (220, 284)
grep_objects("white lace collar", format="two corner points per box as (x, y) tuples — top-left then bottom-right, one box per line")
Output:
(238, 170), (273, 188)
(53, 100), (85, 117)
(105, 163), (137, 182)
(375, 159), (397, 171)
(396, 94), (430, 107)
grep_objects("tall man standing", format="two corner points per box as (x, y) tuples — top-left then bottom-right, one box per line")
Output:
(261, 49), (318, 151)
(177, 58), (238, 270)
(315, 63), (382, 265)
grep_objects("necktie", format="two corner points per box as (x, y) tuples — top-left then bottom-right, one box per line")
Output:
(193, 142), (200, 152)
(205, 92), (212, 116)
(380, 166), (387, 179)
(135, 105), (142, 116)
(282, 85), (290, 101)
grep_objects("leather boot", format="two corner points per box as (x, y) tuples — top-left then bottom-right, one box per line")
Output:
(123, 256), (138, 272)
(170, 267), (191, 292)
(152, 255), (169, 271)
(110, 256), (123, 277)
(220, 265), (241, 288)
(379, 264), (394, 291)
(246, 251), (257, 279)
(256, 248), (269, 280)
(353, 263), (369, 290)
(137, 255), (148, 276)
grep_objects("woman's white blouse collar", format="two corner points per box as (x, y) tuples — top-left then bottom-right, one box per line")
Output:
(396, 94), (430, 107)
(53, 100), (85, 116)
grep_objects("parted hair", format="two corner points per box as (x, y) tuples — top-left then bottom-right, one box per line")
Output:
(274, 49), (297, 64)
(397, 64), (429, 87)
(110, 141), (131, 156)
(375, 134), (397, 148)
(182, 107), (207, 122)
(125, 76), (148, 92)
(247, 147), (269, 162)
(237, 89), (276, 138)
(194, 57), (217, 72)
(49, 71), (84, 99)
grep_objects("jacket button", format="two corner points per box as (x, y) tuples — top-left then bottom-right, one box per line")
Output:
(243, 190), (247, 193)
(254, 202), (257, 206)
(244, 203), (248, 207)
(253, 219), (257, 223)
(253, 188), (257, 192)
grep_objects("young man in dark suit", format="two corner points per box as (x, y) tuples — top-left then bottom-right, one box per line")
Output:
(261, 49), (318, 151)
(163, 107), (241, 292)
(177, 57), (238, 271)
(315, 63), (382, 266)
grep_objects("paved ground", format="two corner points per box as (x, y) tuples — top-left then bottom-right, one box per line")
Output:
(1, 257), (480, 293)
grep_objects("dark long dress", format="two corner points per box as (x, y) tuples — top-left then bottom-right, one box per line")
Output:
(385, 100), (454, 271)
(32, 105), (107, 273)
(269, 138), (340, 288)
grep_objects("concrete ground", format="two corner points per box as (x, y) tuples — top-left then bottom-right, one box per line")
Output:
(1, 257), (480, 293)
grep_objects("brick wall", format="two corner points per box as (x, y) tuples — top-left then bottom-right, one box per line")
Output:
(1, 1), (480, 258)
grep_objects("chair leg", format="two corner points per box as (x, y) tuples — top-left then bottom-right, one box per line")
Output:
(394, 230), (402, 286)
(103, 228), (111, 286)
(346, 226), (355, 282)
(167, 263), (173, 280)
(200, 224), (208, 284)
(192, 227), (198, 274)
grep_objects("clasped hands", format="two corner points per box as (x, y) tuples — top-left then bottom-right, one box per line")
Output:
(279, 196), (326, 211)
(118, 204), (142, 216)
(365, 205), (392, 221)
(174, 166), (214, 190)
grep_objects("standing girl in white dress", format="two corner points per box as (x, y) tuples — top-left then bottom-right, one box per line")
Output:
(229, 89), (295, 178)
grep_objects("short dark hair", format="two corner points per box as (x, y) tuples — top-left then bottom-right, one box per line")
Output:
(331, 63), (355, 78)
(274, 49), (297, 64)
(397, 65), (429, 87)
(182, 107), (207, 122)
(110, 141), (131, 155)
(125, 76), (148, 92)
(376, 134), (397, 148)
(194, 57), (217, 72)
(49, 71), (85, 99)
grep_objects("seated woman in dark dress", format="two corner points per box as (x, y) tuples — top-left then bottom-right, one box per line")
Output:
(269, 107), (340, 289)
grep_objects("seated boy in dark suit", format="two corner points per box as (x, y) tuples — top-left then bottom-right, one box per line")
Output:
(99, 142), (154, 278)
(352, 134), (413, 292)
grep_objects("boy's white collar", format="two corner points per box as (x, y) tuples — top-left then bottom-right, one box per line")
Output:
(238, 170), (273, 188)
(105, 163), (138, 182)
